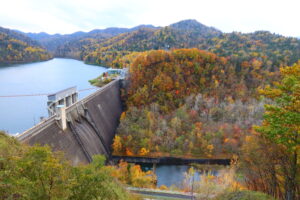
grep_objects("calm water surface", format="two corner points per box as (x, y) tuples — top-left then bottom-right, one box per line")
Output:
(0, 58), (106, 134)
(143, 164), (220, 188)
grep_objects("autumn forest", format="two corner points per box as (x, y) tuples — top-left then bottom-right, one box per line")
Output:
(0, 19), (299, 200)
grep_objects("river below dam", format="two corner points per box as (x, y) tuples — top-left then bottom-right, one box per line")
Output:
(142, 164), (223, 188)
(0, 58), (107, 134)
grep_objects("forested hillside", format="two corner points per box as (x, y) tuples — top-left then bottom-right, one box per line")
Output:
(0, 27), (52, 64)
(24, 25), (158, 54)
(85, 27), (299, 70)
(62, 19), (223, 66)
(45, 19), (300, 71)
(113, 49), (269, 158)
(199, 31), (300, 70)
(111, 49), (300, 200)
(20, 19), (300, 71)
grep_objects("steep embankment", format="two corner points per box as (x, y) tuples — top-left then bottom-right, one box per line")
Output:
(0, 27), (52, 65)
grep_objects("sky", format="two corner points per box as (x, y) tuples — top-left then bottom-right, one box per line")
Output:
(0, 0), (299, 37)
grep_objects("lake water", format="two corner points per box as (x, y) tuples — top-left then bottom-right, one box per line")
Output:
(0, 58), (107, 134)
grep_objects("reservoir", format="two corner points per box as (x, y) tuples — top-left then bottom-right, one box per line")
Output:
(0, 58), (107, 134)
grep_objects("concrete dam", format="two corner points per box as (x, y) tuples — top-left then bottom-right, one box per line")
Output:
(17, 80), (123, 165)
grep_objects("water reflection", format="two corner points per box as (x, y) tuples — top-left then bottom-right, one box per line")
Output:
(142, 164), (220, 187)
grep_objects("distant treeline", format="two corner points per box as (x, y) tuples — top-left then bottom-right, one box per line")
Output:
(23, 19), (299, 71)
(0, 27), (52, 64)
(2, 19), (299, 68)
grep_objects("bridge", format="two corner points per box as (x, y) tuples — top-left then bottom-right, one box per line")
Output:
(17, 80), (123, 165)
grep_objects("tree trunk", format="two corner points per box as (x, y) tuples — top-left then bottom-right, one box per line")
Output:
(284, 151), (298, 200)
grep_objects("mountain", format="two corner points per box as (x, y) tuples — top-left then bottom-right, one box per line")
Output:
(24, 25), (159, 53)
(25, 32), (56, 40)
(1, 27), (41, 47)
(88, 25), (156, 35)
(79, 20), (300, 70)
(57, 19), (224, 65)
(89, 19), (221, 51)
(0, 27), (52, 65)
(169, 19), (221, 36)
(22, 20), (222, 60)
(24, 31), (89, 53)
(13, 19), (300, 70)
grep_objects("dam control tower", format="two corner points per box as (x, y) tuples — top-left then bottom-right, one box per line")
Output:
(47, 87), (78, 117)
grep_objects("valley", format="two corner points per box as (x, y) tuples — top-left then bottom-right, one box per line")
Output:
(0, 18), (299, 200)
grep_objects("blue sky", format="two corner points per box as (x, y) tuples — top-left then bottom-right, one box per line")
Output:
(0, 0), (299, 37)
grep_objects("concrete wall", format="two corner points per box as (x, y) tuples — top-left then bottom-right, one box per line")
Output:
(17, 80), (123, 165)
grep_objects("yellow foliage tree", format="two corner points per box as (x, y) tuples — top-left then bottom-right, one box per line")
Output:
(126, 148), (134, 156)
(120, 112), (126, 120)
(112, 135), (123, 155)
(139, 147), (150, 156)
(109, 161), (156, 188)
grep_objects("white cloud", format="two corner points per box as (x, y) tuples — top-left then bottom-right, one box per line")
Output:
(0, 0), (299, 36)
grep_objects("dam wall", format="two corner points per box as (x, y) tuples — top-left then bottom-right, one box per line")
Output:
(17, 80), (123, 165)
